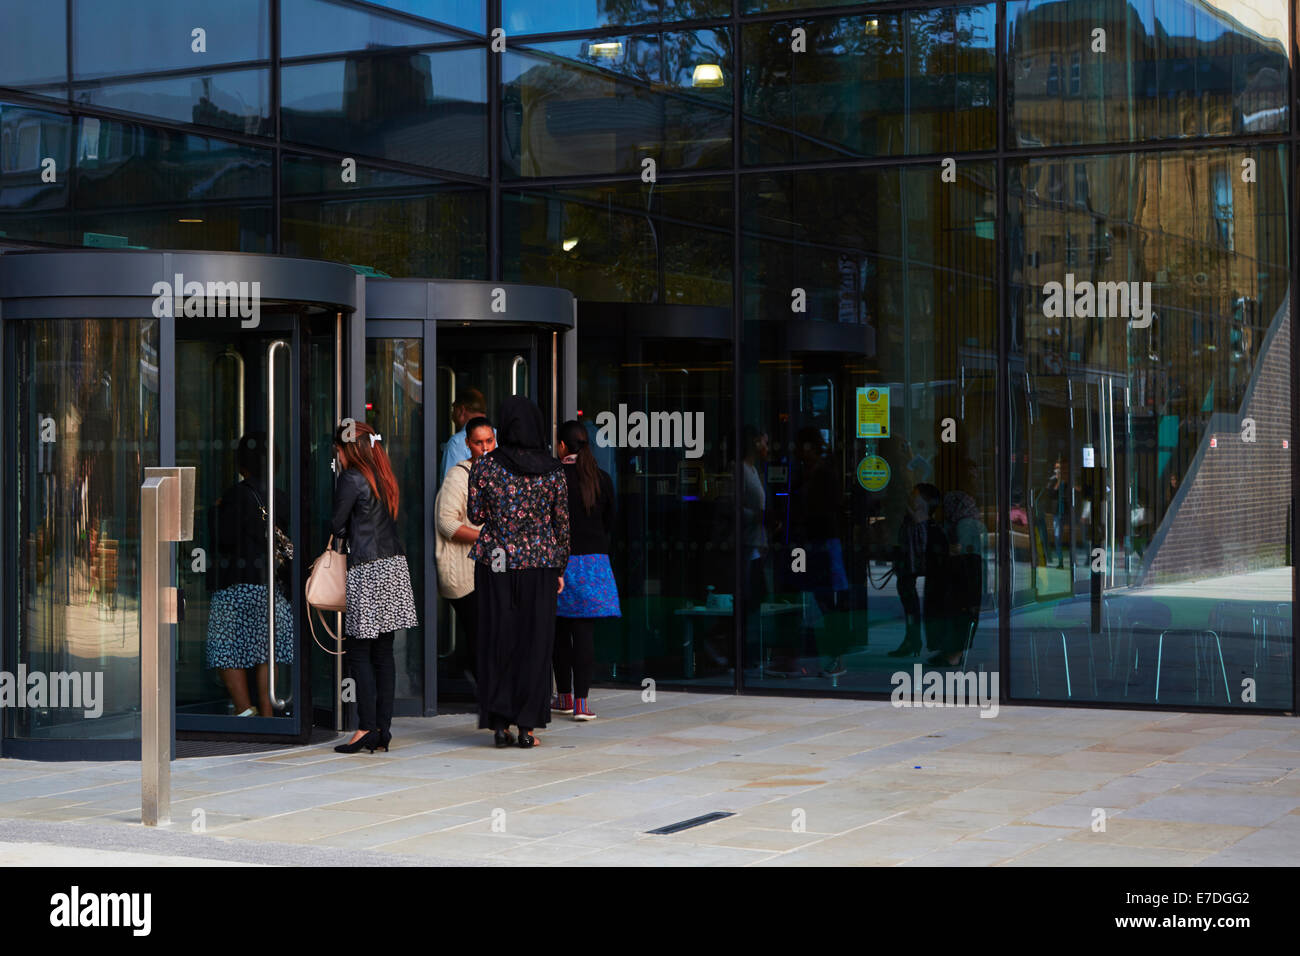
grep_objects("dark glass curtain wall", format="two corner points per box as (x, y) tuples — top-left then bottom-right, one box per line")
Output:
(0, 0), (1295, 716)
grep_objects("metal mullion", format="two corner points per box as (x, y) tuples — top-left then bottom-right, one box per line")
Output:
(65, 0), (74, 103)
(272, 0), (281, 252)
(1289, 0), (1298, 717)
(1291, 2), (1298, 713)
(996, 0), (1010, 707)
(732, 0), (743, 696)
(490, 0), (502, 280)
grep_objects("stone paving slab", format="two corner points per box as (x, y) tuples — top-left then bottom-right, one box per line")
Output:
(1, 689), (1298, 866)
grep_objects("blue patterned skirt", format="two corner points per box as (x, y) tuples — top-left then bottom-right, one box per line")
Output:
(205, 584), (294, 669)
(556, 553), (621, 618)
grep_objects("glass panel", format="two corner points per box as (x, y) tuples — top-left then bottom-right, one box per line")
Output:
(502, 178), (732, 305)
(742, 164), (997, 692)
(744, 0), (869, 13)
(73, 69), (272, 136)
(176, 324), (297, 722)
(309, 321), (341, 720)
(73, 0), (270, 80)
(434, 333), (540, 695)
(72, 117), (273, 251)
(0, 105), (74, 246)
(280, 47), (487, 176)
(1008, 0), (1289, 147)
(366, 337), (425, 707)
(12, 319), (160, 740)
(281, 154), (487, 277)
(503, 28), (733, 178)
(504, 0), (730, 36)
(361, 0), (485, 33)
(743, 7), (996, 164)
(0, 0), (67, 93)
(569, 317), (737, 688)
(1008, 145), (1291, 707)
(282, 0), (463, 58)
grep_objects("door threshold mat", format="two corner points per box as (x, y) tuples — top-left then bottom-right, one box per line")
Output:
(175, 727), (339, 758)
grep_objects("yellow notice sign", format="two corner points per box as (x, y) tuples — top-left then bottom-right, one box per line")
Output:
(856, 455), (890, 492)
(857, 386), (890, 438)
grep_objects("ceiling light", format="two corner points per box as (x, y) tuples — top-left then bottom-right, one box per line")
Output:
(588, 41), (623, 58)
(562, 237), (579, 252)
(178, 218), (203, 223)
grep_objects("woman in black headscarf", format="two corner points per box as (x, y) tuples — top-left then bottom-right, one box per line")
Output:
(467, 397), (570, 748)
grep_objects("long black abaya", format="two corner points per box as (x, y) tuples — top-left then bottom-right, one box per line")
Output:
(475, 562), (560, 732)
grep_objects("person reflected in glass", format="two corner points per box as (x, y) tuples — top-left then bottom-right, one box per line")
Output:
(927, 489), (987, 667)
(206, 433), (293, 717)
(435, 415), (496, 687)
(887, 483), (947, 658)
(777, 427), (849, 678)
(468, 397), (569, 748)
(551, 420), (620, 721)
(332, 422), (419, 754)
(1045, 457), (1069, 567)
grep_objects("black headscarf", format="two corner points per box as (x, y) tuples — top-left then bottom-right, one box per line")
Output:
(488, 396), (562, 476)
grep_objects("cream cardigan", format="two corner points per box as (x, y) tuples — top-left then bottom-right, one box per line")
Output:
(434, 459), (481, 599)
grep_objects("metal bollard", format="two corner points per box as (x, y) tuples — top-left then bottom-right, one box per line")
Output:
(141, 467), (194, 827)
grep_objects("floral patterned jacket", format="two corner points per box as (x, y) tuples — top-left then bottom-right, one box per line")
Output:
(467, 455), (571, 570)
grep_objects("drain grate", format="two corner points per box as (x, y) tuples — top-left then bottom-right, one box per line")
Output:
(646, 811), (734, 835)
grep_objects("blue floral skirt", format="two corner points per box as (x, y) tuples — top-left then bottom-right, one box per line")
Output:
(205, 584), (294, 669)
(556, 553), (621, 618)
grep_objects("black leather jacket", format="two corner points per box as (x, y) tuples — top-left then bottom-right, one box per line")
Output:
(330, 468), (404, 565)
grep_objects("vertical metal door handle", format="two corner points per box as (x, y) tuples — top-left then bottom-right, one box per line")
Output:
(267, 339), (290, 712)
(511, 355), (525, 395)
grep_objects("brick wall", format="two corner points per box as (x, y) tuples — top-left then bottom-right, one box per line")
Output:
(1140, 296), (1291, 584)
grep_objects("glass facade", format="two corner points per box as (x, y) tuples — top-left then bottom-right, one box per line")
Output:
(0, 0), (1296, 727)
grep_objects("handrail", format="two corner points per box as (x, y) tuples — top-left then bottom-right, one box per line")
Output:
(511, 355), (525, 395)
(267, 339), (291, 712)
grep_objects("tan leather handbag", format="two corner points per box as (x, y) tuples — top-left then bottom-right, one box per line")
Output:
(305, 536), (347, 655)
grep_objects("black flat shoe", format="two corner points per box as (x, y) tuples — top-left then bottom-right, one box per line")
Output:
(493, 730), (516, 748)
(517, 731), (536, 748)
(335, 730), (380, 754)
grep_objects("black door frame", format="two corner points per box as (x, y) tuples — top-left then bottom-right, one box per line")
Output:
(362, 279), (576, 719)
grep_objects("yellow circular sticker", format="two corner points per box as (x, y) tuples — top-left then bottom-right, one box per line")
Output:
(856, 455), (890, 492)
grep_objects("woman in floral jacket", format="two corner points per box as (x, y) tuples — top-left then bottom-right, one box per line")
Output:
(467, 397), (570, 748)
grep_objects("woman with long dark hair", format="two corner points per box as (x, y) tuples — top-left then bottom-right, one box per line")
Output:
(467, 397), (569, 748)
(552, 420), (619, 720)
(330, 420), (418, 754)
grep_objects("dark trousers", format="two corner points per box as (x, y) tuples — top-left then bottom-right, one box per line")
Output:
(476, 564), (558, 733)
(554, 617), (595, 698)
(448, 593), (479, 680)
(347, 631), (395, 733)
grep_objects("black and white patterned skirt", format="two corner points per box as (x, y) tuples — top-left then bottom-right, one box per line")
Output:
(345, 555), (419, 640)
(205, 584), (295, 669)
